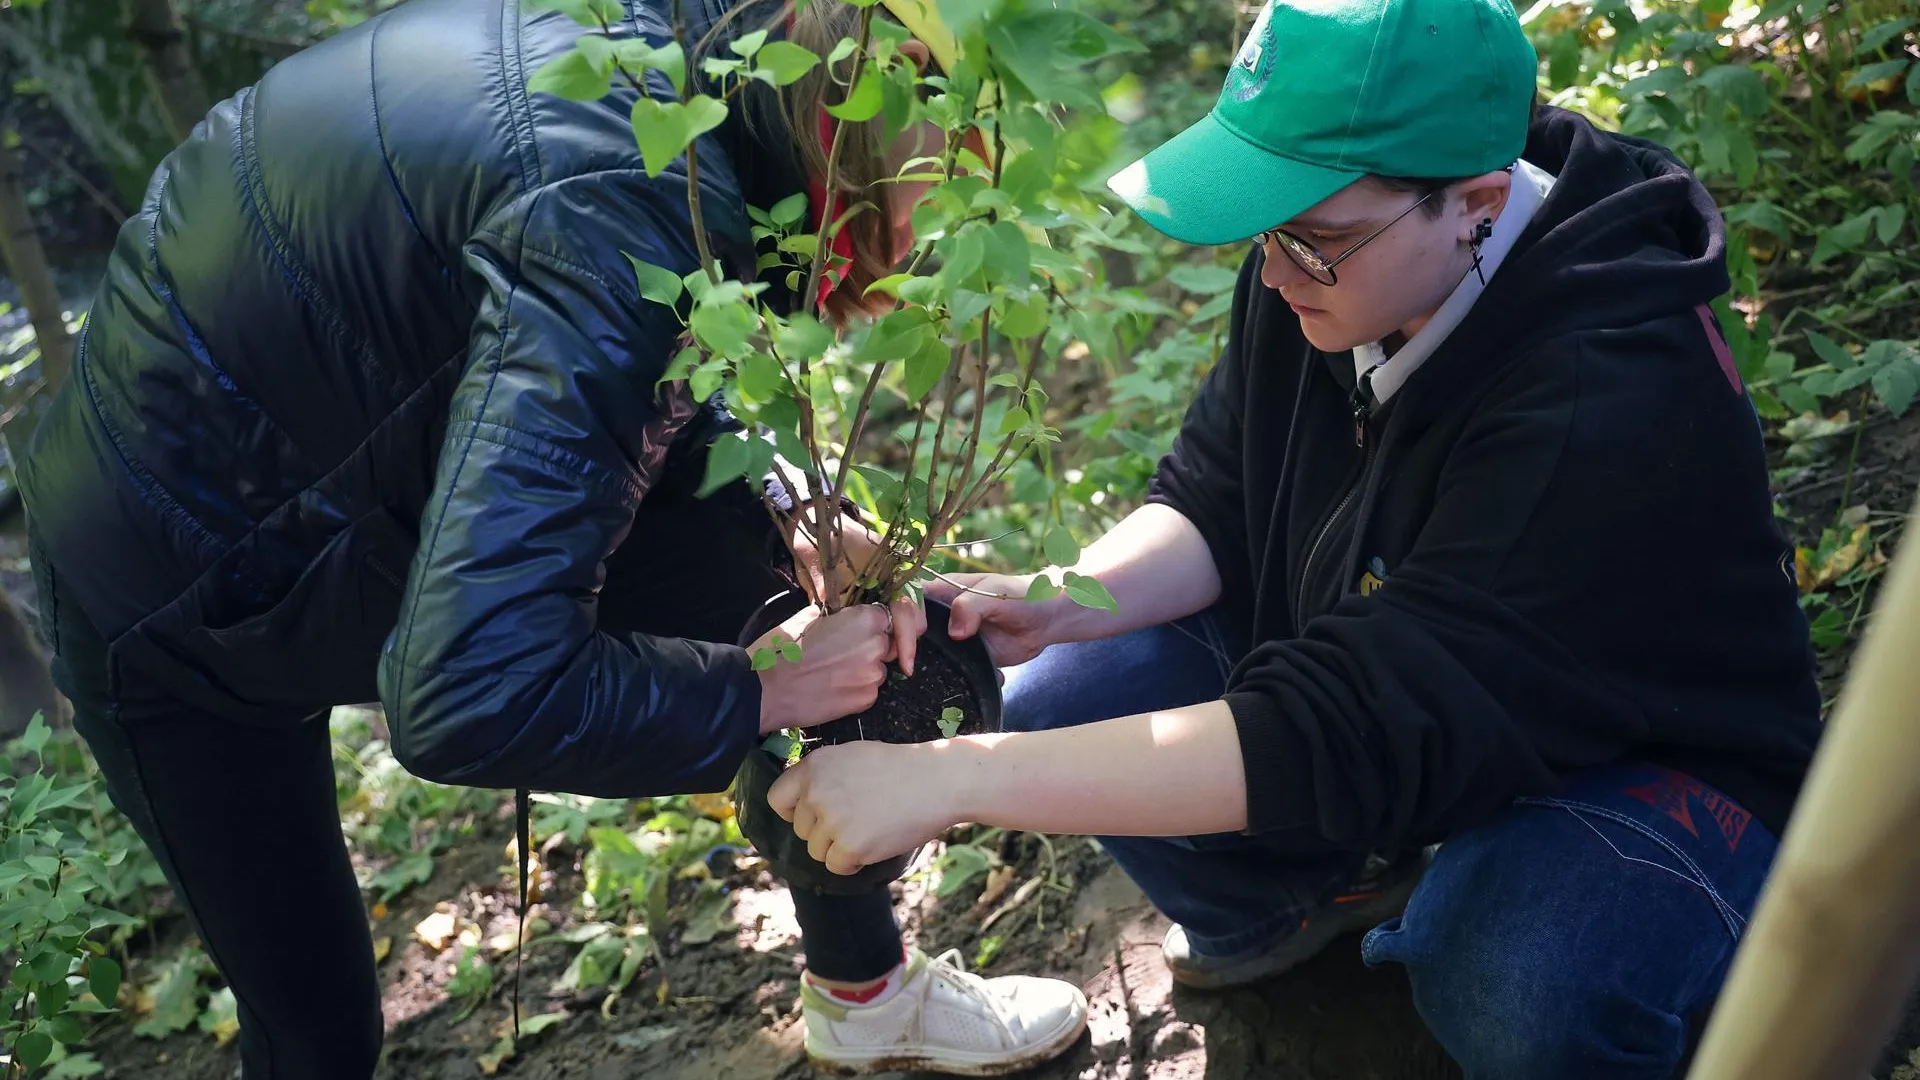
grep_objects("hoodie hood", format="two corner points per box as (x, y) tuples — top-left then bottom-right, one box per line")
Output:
(1478, 106), (1730, 345)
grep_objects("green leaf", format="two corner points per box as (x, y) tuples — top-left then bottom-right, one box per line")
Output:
(683, 94), (729, 140)
(769, 191), (809, 229)
(681, 881), (737, 945)
(699, 434), (756, 497)
(47, 1052), (104, 1078)
(626, 257), (685, 310)
(993, 293), (1049, 339)
(529, 0), (622, 25)
(941, 227), (987, 290)
(751, 647), (780, 671)
(1166, 264), (1239, 294)
(730, 28), (769, 57)
(825, 64), (884, 121)
(1779, 380), (1821, 415)
(934, 843), (992, 897)
(1871, 355), (1918, 416)
(520, 1011), (570, 1037)
(88, 957), (121, 1010)
(774, 313), (834, 365)
(1723, 200), (1791, 240)
(1861, 17), (1915, 52)
(528, 49), (611, 101)
(937, 707), (964, 739)
(48, 1011), (85, 1045)
(689, 299), (757, 357)
(1805, 331), (1854, 370)
(1043, 527), (1079, 567)
(1812, 213), (1873, 265)
(777, 638), (804, 663)
(15, 1029), (53, 1073)
(737, 352), (785, 403)
(21, 712), (50, 754)
(761, 731), (799, 762)
(1910, 61), (1920, 105)
(903, 338), (952, 404)
(1061, 571), (1117, 614)
(630, 96), (727, 178)
(1845, 58), (1912, 90)
(133, 952), (203, 1038)
(1694, 65), (1769, 119)
(1622, 66), (1685, 97)
(1875, 205), (1907, 245)
(659, 346), (701, 387)
(689, 358), (728, 402)
(826, 37), (858, 66)
(996, 407), (1031, 436)
(37, 977), (69, 1017)
(197, 986), (239, 1043)
(982, 221), (1031, 286)
(1829, 366), (1875, 392)
(754, 41), (821, 87)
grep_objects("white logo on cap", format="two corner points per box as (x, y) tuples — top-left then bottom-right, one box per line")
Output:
(1229, 0), (1276, 100)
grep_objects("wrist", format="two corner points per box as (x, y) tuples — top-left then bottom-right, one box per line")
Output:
(930, 732), (1003, 825)
(1042, 569), (1106, 644)
(755, 667), (780, 735)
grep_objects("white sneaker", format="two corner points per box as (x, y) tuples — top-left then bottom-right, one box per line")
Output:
(801, 947), (1089, 1076)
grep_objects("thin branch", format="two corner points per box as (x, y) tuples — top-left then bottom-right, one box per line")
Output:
(802, 8), (877, 310)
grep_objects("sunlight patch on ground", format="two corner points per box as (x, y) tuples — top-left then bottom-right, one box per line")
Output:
(731, 884), (801, 954)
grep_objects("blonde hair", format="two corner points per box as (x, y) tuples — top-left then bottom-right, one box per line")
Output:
(700, 0), (908, 321)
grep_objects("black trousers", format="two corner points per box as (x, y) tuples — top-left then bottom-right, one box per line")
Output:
(28, 485), (904, 1080)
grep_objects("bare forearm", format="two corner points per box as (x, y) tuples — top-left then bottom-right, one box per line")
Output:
(1053, 503), (1222, 642)
(939, 700), (1248, 837)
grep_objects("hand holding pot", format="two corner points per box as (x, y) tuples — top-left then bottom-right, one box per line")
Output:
(926, 573), (1066, 667)
(767, 740), (963, 875)
(753, 600), (926, 735)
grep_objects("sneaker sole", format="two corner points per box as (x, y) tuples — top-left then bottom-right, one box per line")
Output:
(805, 1001), (1090, 1077)
(1166, 870), (1424, 991)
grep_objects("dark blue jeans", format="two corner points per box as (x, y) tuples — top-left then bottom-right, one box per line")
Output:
(1002, 610), (1780, 1080)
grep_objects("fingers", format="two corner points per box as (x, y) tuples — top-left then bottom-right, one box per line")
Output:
(891, 596), (925, 677)
(768, 766), (802, 822)
(823, 842), (865, 876)
(923, 574), (972, 605)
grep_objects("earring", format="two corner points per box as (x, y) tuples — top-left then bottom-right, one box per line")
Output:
(1468, 218), (1493, 286)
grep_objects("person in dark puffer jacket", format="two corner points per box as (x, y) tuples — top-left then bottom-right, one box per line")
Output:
(17, 0), (1086, 1075)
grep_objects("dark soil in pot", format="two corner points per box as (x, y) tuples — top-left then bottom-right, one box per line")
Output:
(730, 588), (1002, 895)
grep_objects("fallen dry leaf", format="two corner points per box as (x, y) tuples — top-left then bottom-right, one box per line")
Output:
(976, 866), (1017, 910)
(370, 902), (389, 921)
(413, 907), (466, 953)
(687, 792), (734, 821)
(372, 936), (392, 964)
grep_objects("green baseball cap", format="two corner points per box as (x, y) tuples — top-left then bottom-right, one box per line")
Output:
(1108, 0), (1539, 246)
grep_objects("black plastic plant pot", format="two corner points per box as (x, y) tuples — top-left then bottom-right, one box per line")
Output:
(730, 588), (1003, 895)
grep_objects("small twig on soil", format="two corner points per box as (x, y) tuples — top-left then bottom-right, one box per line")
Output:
(980, 875), (1044, 933)
(1780, 463), (1891, 500)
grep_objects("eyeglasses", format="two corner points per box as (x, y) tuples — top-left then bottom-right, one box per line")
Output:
(1253, 187), (1441, 286)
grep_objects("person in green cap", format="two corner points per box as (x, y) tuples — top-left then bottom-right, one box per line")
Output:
(763, 0), (1824, 1073)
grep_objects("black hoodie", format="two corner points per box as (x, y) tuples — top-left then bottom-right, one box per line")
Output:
(1148, 106), (1822, 848)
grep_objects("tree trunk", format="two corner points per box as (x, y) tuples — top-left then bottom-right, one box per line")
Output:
(0, 131), (72, 390)
(0, 585), (61, 740)
(125, 0), (211, 145)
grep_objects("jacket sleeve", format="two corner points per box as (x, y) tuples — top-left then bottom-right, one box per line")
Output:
(1144, 251), (1259, 596)
(1224, 340), (1712, 852)
(378, 169), (762, 798)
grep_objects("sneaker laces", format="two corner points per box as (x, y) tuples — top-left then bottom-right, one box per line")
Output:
(912, 948), (1020, 1046)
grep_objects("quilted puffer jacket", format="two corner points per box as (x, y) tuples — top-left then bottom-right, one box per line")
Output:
(19, 0), (807, 797)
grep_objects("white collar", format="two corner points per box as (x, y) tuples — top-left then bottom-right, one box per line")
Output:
(1354, 158), (1558, 406)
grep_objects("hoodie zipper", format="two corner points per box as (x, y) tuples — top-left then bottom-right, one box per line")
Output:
(1294, 368), (1381, 621)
